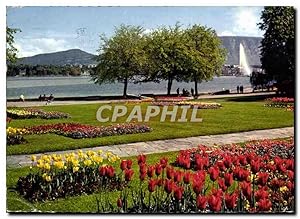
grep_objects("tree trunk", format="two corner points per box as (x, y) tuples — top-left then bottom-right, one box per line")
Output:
(123, 77), (128, 98)
(194, 77), (198, 97)
(167, 77), (173, 95)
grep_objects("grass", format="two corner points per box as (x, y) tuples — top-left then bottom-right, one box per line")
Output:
(7, 99), (294, 155)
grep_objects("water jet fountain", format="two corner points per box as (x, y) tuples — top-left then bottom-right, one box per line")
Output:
(239, 43), (251, 76)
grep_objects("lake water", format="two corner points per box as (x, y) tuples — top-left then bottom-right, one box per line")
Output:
(6, 76), (252, 99)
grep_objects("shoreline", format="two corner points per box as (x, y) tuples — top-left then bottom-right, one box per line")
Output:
(6, 91), (276, 107)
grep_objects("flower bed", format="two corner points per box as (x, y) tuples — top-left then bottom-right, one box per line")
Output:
(154, 96), (191, 102)
(26, 123), (152, 139)
(15, 138), (294, 213)
(151, 101), (222, 109)
(264, 97), (294, 110)
(7, 108), (71, 119)
(16, 150), (125, 202)
(6, 127), (28, 145)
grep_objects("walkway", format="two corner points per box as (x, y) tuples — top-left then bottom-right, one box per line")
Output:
(6, 127), (293, 168)
(6, 91), (275, 107)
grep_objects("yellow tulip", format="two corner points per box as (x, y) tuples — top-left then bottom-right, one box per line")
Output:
(31, 155), (37, 162)
(83, 159), (92, 167)
(73, 166), (79, 173)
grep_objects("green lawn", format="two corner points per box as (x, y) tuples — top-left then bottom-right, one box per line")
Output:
(7, 99), (294, 155)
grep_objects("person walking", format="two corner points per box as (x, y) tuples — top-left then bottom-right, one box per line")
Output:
(191, 88), (194, 97)
(19, 94), (25, 102)
(240, 85), (244, 94)
(237, 85), (240, 94)
(176, 88), (180, 96)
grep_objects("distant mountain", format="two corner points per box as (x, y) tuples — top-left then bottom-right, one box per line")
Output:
(16, 36), (262, 66)
(17, 49), (97, 66)
(219, 36), (262, 66)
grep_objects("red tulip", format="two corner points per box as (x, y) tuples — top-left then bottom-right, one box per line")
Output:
(196, 195), (207, 210)
(174, 170), (183, 183)
(195, 154), (208, 170)
(127, 160), (133, 169)
(147, 165), (155, 178)
(240, 181), (251, 201)
(255, 188), (269, 201)
(117, 198), (123, 208)
(238, 155), (247, 166)
(183, 171), (191, 184)
(208, 166), (219, 181)
(166, 166), (174, 179)
(257, 198), (272, 212)
(270, 178), (283, 190)
(139, 163), (147, 174)
(155, 164), (163, 176)
(224, 172), (233, 187)
(157, 178), (163, 187)
(174, 185), (184, 201)
(223, 155), (232, 168)
(208, 195), (222, 212)
(99, 166), (106, 176)
(250, 160), (261, 174)
(225, 193), (238, 210)
(287, 170), (294, 181)
(218, 178), (227, 192)
(164, 179), (174, 194)
(148, 179), (156, 193)
(120, 160), (127, 171)
(257, 172), (269, 186)
(125, 169), (134, 181)
(140, 171), (147, 181)
(137, 154), (146, 165)
(216, 161), (226, 172)
(106, 166), (115, 178)
(211, 188), (223, 197)
(285, 159), (294, 171)
(160, 157), (168, 168)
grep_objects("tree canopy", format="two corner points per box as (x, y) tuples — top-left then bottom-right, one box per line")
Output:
(93, 23), (227, 96)
(92, 25), (148, 97)
(6, 27), (20, 64)
(258, 6), (295, 83)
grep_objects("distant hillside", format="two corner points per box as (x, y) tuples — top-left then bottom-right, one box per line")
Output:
(17, 49), (97, 66)
(219, 36), (262, 66)
(16, 36), (262, 66)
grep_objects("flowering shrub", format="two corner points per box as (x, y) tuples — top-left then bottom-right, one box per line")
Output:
(6, 127), (28, 145)
(26, 123), (152, 139)
(264, 97), (294, 111)
(17, 150), (124, 202)
(7, 108), (70, 119)
(151, 101), (222, 109)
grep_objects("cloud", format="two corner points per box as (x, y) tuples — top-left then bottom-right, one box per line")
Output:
(219, 7), (263, 37)
(219, 30), (235, 36)
(14, 38), (79, 57)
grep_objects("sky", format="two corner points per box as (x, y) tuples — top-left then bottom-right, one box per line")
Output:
(7, 6), (264, 57)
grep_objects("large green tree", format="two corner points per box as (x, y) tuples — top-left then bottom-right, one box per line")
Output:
(184, 25), (226, 96)
(6, 27), (20, 63)
(258, 7), (295, 83)
(92, 25), (148, 97)
(147, 23), (188, 95)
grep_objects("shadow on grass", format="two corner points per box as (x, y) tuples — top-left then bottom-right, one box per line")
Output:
(216, 93), (277, 102)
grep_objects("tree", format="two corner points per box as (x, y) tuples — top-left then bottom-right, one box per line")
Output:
(6, 27), (20, 64)
(147, 23), (188, 95)
(92, 25), (148, 97)
(184, 25), (226, 96)
(258, 7), (295, 84)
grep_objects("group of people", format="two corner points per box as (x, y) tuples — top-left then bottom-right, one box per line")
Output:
(236, 85), (244, 94)
(177, 88), (194, 97)
(38, 94), (54, 104)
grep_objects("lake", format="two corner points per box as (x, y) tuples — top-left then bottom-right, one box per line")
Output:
(6, 76), (252, 99)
